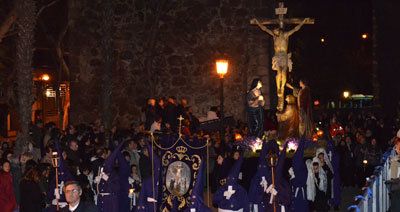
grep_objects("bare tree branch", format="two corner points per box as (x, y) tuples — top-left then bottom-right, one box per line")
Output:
(0, 8), (17, 42)
(37, 0), (61, 18)
(0, 0), (60, 43)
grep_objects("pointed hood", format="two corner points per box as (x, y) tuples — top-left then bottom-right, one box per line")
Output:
(103, 140), (125, 174)
(291, 138), (308, 188)
(46, 139), (75, 211)
(248, 140), (271, 204)
(226, 156), (243, 184)
(137, 143), (161, 211)
(187, 159), (211, 212)
(258, 141), (269, 167)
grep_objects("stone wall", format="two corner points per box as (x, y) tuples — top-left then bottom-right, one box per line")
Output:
(68, 0), (273, 127)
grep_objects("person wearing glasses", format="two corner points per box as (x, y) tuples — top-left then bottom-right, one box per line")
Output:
(61, 181), (97, 212)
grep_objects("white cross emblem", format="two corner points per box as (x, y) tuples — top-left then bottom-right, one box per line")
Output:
(328, 151), (333, 161)
(260, 176), (268, 193)
(223, 185), (236, 200)
(95, 167), (109, 183)
(266, 184), (278, 204)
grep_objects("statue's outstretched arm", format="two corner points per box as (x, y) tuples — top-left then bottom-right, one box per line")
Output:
(286, 83), (294, 90)
(287, 18), (308, 36)
(251, 18), (274, 36)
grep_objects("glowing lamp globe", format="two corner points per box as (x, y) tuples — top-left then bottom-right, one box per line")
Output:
(41, 74), (50, 81)
(343, 91), (350, 99)
(362, 33), (368, 39)
(216, 59), (228, 78)
(45, 90), (52, 97)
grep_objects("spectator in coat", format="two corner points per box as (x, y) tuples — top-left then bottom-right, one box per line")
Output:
(0, 160), (17, 212)
(20, 166), (45, 212)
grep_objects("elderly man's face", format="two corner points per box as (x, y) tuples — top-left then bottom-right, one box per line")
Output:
(64, 184), (81, 205)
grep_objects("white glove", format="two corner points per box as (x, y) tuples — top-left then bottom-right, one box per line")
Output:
(288, 167), (295, 180)
(94, 176), (101, 184)
(147, 197), (157, 202)
(101, 173), (109, 181)
(260, 176), (268, 193)
(128, 177), (135, 184)
(51, 199), (68, 208)
(54, 188), (60, 199)
(266, 184), (278, 204)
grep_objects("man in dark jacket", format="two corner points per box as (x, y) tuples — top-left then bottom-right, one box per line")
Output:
(144, 98), (157, 130)
(61, 181), (97, 212)
(165, 97), (178, 131)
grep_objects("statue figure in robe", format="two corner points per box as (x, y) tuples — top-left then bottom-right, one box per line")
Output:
(276, 94), (299, 139)
(287, 79), (313, 139)
(246, 78), (265, 138)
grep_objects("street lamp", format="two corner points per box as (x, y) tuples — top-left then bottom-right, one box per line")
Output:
(342, 91), (351, 108)
(362, 33), (368, 39)
(216, 60), (228, 77)
(343, 91), (350, 99)
(41, 74), (50, 81)
(216, 59), (228, 142)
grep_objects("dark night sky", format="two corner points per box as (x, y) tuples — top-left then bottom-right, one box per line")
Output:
(279, 0), (374, 102)
(284, 0), (400, 115)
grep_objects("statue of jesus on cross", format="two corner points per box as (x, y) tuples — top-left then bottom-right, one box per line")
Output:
(251, 2), (314, 112)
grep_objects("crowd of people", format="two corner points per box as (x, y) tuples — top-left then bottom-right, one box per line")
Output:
(0, 95), (399, 211)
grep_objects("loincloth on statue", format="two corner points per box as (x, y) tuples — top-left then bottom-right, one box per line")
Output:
(272, 52), (292, 72)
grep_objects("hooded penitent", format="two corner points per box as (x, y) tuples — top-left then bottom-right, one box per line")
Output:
(213, 155), (249, 212)
(185, 158), (211, 212)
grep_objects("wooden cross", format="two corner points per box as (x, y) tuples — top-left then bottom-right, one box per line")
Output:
(250, 2), (314, 29)
(178, 115), (184, 137)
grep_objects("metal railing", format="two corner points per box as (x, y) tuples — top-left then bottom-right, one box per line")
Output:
(348, 150), (394, 212)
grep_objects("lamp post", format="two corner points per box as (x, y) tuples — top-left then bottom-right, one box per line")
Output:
(40, 74), (50, 123)
(343, 91), (350, 108)
(51, 151), (60, 211)
(216, 59), (228, 142)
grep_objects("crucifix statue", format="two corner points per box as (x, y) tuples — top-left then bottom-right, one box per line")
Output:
(250, 2), (314, 112)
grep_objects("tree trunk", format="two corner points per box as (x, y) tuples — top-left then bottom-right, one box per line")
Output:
(15, 0), (36, 154)
(100, 0), (114, 142)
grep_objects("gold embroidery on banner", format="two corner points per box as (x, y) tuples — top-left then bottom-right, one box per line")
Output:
(162, 145), (204, 210)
